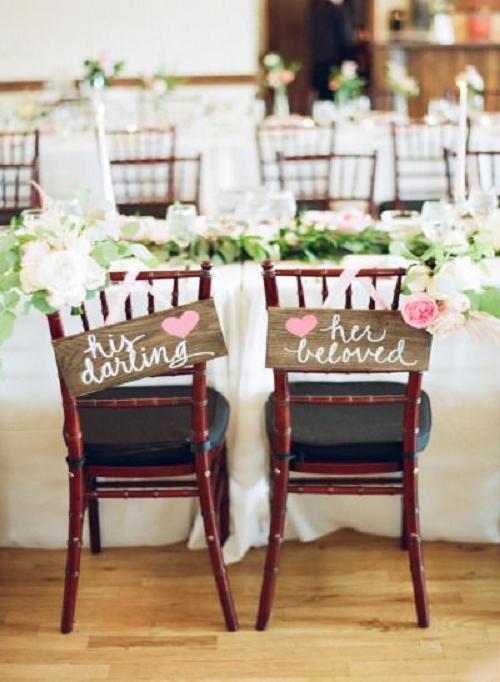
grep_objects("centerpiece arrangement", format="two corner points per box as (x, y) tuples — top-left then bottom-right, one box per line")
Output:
(262, 52), (301, 118)
(329, 61), (366, 109)
(386, 60), (420, 117)
(456, 64), (484, 112)
(81, 56), (125, 89)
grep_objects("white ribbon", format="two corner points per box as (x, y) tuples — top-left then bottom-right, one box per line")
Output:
(105, 265), (171, 326)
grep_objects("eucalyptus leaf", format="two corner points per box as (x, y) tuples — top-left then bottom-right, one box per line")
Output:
(0, 310), (16, 343)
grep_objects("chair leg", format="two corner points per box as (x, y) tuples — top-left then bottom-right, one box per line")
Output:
(403, 456), (430, 628)
(87, 476), (101, 555)
(400, 495), (408, 550)
(196, 451), (239, 632)
(217, 445), (230, 546)
(60, 468), (85, 634)
(256, 458), (290, 631)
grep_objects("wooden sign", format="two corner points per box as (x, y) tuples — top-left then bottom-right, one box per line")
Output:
(266, 308), (431, 372)
(53, 298), (227, 397)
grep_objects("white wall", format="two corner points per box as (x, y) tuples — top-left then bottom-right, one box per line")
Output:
(0, 0), (258, 80)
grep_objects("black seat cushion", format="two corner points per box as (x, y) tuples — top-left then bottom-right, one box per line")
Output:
(265, 381), (431, 463)
(80, 385), (229, 467)
(378, 200), (427, 214)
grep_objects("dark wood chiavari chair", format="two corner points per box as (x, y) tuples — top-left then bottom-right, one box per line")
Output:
(47, 263), (238, 633)
(381, 120), (456, 213)
(276, 151), (377, 215)
(256, 122), (336, 192)
(0, 130), (41, 224)
(107, 128), (201, 216)
(256, 262), (431, 630)
(444, 148), (500, 197)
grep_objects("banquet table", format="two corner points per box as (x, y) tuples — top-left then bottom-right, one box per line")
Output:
(1, 256), (499, 561)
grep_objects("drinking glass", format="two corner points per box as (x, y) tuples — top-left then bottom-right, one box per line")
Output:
(166, 203), (197, 246)
(421, 200), (454, 241)
(269, 190), (297, 224)
(469, 187), (498, 217)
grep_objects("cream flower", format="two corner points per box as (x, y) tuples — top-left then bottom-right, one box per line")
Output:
(341, 61), (358, 79)
(427, 309), (466, 336)
(37, 250), (89, 309)
(263, 53), (281, 69)
(85, 257), (106, 290)
(403, 264), (432, 294)
(19, 241), (51, 293)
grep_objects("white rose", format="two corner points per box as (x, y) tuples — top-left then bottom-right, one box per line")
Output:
(442, 230), (469, 255)
(19, 241), (51, 293)
(428, 257), (483, 299)
(341, 61), (357, 79)
(284, 232), (299, 246)
(37, 250), (89, 309)
(62, 233), (92, 256)
(85, 257), (106, 290)
(403, 264), (431, 294)
(263, 53), (281, 69)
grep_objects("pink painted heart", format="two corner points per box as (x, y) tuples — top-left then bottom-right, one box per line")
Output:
(285, 314), (318, 338)
(161, 310), (200, 339)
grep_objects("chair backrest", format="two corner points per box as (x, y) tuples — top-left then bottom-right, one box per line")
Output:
(47, 264), (213, 459)
(444, 148), (500, 195)
(107, 127), (202, 215)
(262, 261), (427, 457)
(257, 122), (336, 191)
(277, 151), (377, 214)
(0, 130), (40, 217)
(391, 121), (456, 204)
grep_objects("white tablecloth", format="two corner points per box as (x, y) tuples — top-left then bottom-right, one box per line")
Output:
(1, 258), (499, 560)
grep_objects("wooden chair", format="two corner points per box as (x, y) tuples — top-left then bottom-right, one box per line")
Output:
(384, 120), (456, 212)
(256, 262), (431, 630)
(47, 264), (238, 633)
(277, 151), (377, 215)
(107, 128), (201, 216)
(257, 122), (336, 192)
(444, 148), (500, 196)
(0, 130), (40, 224)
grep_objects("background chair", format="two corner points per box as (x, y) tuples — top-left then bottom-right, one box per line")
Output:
(257, 262), (431, 631)
(277, 151), (377, 215)
(47, 263), (238, 633)
(107, 127), (201, 216)
(444, 148), (500, 197)
(380, 120), (456, 213)
(257, 122), (336, 192)
(0, 130), (40, 224)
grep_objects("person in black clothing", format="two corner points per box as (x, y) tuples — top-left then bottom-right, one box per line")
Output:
(311, 0), (356, 100)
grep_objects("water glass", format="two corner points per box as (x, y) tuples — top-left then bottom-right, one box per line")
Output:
(469, 187), (498, 217)
(421, 200), (454, 241)
(166, 204), (197, 245)
(269, 190), (297, 224)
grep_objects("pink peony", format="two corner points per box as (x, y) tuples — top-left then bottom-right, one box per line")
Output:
(335, 208), (371, 234)
(401, 294), (439, 329)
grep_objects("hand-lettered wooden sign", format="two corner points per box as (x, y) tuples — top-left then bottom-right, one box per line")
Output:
(266, 308), (432, 372)
(53, 298), (227, 397)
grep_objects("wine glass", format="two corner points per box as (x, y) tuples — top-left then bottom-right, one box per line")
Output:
(469, 187), (498, 218)
(421, 200), (454, 241)
(269, 190), (297, 224)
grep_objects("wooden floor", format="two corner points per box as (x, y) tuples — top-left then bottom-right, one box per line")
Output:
(0, 530), (498, 681)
